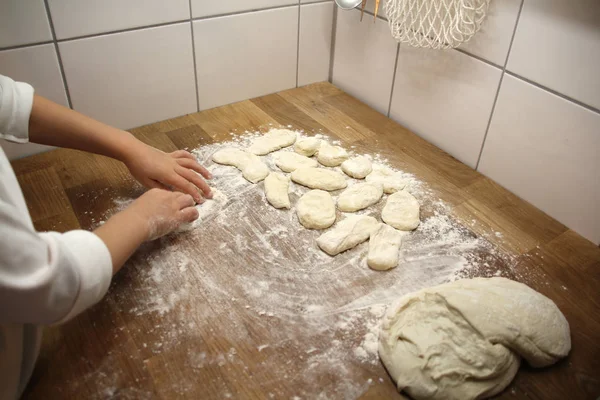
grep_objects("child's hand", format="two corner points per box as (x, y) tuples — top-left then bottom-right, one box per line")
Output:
(127, 189), (199, 241)
(124, 145), (212, 203)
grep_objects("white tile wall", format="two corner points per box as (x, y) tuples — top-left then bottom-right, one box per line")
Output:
(389, 48), (502, 168)
(298, 2), (334, 86)
(508, 0), (600, 110)
(192, 0), (296, 18)
(59, 23), (197, 130)
(332, 9), (397, 114)
(479, 75), (600, 245)
(47, 0), (190, 39)
(0, 0), (52, 48)
(0, 44), (70, 159)
(459, 0), (522, 66)
(193, 7), (298, 110)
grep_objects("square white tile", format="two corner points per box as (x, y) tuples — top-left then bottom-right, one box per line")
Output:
(0, 0), (52, 48)
(507, 0), (600, 110)
(332, 9), (398, 114)
(298, 2), (334, 86)
(59, 23), (197, 130)
(389, 47), (501, 168)
(192, 0), (296, 18)
(479, 75), (600, 245)
(459, 0), (522, 66)
(47, 0), (190, 39)
(193, 7), (298, 110)
(0, 44), (69, 159)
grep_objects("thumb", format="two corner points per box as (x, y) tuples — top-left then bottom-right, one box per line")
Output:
(179, 206), (199, 223)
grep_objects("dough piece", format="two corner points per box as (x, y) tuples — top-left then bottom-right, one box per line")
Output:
(367, 224), (402, 271)
(381, 191), (420, 231)
(317, 215), (379, 256)
(341, 156), (372, 179)
(317, 143), (349, 167)
(296, 190), (336, 229)
(176, 188), (228, 233)
(379, 277), (571, 400)
(291, 167), (347, 191)
(366, 165), (408, 194)
(337, 182), (383, 212)
(212, 148), (269, 183)
(273, 152), (318, 172)
(294, 137), (322, 157)
(264, 172), (290, 209)
(248, 128), (297, 155)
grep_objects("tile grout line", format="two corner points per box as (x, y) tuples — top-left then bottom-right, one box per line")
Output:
(386, 43), (400, 118)
(0, 40), (54, 52)
(296, 1), (301, 88)
(42, 0), (73, 109)
(192, 4), (302, 22)
(454, 47), (502, 70)
(57, 19), (190, 43)
(328, 5), (338, 83)
(189, 0), (200, 112)
(474, 0), (524, 171)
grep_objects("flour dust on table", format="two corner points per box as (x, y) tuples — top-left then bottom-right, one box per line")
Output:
(99, 128), (535, 399)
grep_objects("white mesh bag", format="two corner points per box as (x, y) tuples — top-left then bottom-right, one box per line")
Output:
(384, 0), (490, 49)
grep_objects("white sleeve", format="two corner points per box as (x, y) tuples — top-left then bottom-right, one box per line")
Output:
(0, 74), (35, 143)
(0, 199), (113, 324)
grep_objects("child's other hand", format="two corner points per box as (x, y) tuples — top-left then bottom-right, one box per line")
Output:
(124, 145), (212, 203)
(127, 189), (199, 241)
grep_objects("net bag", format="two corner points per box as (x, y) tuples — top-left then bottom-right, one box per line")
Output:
(384, 0), (490, 49)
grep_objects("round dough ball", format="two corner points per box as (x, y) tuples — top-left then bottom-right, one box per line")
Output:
(296, 190), (336, 229)
(317, 143), (349, 167)
(291, 167), (347, 191)
(274, 151), (318, 172)
(381, 190), (420, 231)
(341, 156), (372, 179)
(294, 137), (322, 157)
(379, 277), (571, 400)
(337, 182), (383, 212)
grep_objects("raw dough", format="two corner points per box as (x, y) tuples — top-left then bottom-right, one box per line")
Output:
(367, 224), (402, 271)
(264, 172), (290, 209)
(177, 188), (228, 232)
(379, 277), (571, 400)
(212, 148), (269, 183)
(317, 143), (349, 167)
(248, 128), (297, 155)
(273, 151), (318, 172)
(296, 190), (336, 229)
(291, 167), (347, 191)
(341, 156), (372, 179)
(294, 137), (321, 157)
(366, 165), (408, 194)
(316, 215), (378, 256)
(337, 182), (383, 212)
(381, 191), (420, 231)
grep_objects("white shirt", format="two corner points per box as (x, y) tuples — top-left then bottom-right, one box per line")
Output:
(0, 74), (113, 399)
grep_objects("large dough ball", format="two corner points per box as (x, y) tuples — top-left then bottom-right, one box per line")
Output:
(379, 277), (571, 400)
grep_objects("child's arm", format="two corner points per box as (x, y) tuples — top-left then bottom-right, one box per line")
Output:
(28, 95), (212, 202)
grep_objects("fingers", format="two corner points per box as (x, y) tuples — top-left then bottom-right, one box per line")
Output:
(165, 174), (204, 203)
(176, 193), (196, 209)
(180, 206), (199, 223)
(170, 150), (196, 161)
(176, 158), (212, 180)
(145, 179), (171, 191)
(176, 166), (213, 199)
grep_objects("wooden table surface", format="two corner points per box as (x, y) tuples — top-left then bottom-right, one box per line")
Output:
(13, 83), (600, 400)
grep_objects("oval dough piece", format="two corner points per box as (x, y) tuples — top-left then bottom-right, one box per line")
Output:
(341, 156), (372, 179)
(212, 148), (269, 183)
(366, 165), (408, 194)
(274, 152), (318, 172)
(381, 191), (420, 231)
(367, 224), (402, 271)
(264, 172), (290, 209)
(337, 182), (383, 212)
(248, 128), (297, 155)
(291, 167), (347, 191)
(294, 137), (321, 157)
(317, 143), (349, 167)
(316, 215), (379, 256)
(296, 190), (336, 229)
(379, 277), (571, 400)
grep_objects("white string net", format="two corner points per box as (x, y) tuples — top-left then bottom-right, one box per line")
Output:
(384, 0), (490, 49)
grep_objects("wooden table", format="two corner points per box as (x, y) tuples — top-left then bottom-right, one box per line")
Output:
(14, 83), (600, 400)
